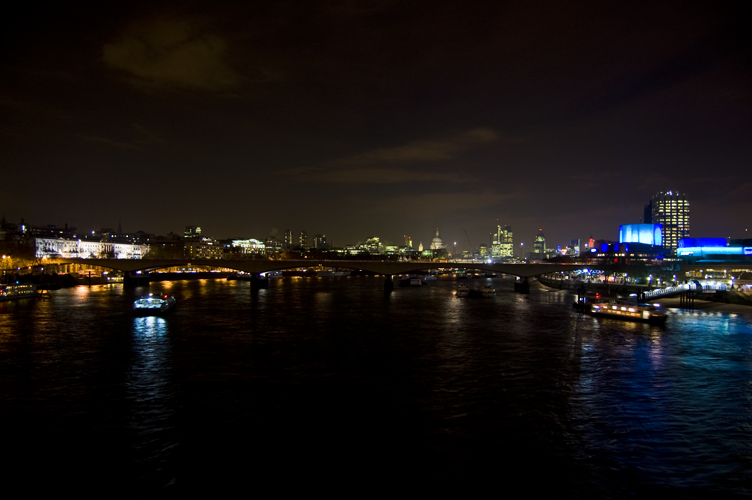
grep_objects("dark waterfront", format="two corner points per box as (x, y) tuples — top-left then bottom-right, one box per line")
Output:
(1, 277), (751, 497)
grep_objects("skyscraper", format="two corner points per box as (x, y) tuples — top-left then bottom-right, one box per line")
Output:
(491, 224), (513, 260)
(533, 228), (546, 257)
(649, 191), (689, 257)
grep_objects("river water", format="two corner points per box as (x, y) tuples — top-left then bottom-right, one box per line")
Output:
(1, 276), (751, 497)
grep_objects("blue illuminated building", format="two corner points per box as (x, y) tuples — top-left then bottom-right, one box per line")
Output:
(619, 223), (663, 246)
(677, 238), (752, 263)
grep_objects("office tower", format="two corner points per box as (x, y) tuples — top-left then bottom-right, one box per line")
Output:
(299, 230), (308, 249)
(491, 224), (513, 259)
(533, 228), (546, 256)
(650, 191), (689, 257)
(184, 226), (202, 240)
(283, 229), (293, 249)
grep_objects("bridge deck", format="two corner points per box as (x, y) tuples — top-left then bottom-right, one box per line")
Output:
(51, 258), (592, 278)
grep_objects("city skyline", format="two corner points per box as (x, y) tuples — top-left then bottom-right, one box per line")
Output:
(2, 2), (750, 248)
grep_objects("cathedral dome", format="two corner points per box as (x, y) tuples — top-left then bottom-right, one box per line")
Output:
(430, 228), (445, 250)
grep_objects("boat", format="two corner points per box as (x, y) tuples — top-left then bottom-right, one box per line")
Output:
(480, 285), (496, 297)
(456, 283), (470, 297)
(575, 293), (667, 324)
(0, 283), (38, 302)
(398, 276), (424, 287)
(133, 293), (176, 315)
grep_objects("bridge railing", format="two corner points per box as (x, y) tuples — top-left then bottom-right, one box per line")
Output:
(642, 282), (727, 299)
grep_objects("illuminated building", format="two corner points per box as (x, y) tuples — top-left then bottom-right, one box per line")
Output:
(229, 239), (266, 255)
(34, 237), (148, 259)
(362, 237), (382, 253)
(491, 225), (513, 260)
(429, 228), (446, 250)
(647, 191), (689, 257)
(677, 238), (752, 263)
(283, 229), (293, 249)
(533, 228), (546, 257)
(184, 238), (223, 259)
(299, 231), (308, 249)
(569, 239), (580, 257)
(184, 226), (202, 240)
(585, 240), (664, 264)
(619, 224), (663, 246)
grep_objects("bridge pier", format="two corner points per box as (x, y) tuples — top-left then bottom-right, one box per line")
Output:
(514, 277), (530, 294)
(679, 291), (695, 309)
(124, 271), (149, 287)
(384, 275), (394, 293)
(250, 274), (269, 290)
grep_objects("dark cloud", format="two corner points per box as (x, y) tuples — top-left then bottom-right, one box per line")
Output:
(103, 17), (240, 90)
(367, 190), (515, 217)
(0, 1), (749, 247)
(280, 128), (496, 184)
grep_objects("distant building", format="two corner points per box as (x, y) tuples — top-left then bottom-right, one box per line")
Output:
(648, 191), (689, 257)
(532, 228), (546, 258)
(619, 223), (663, 246)
(491, 225), (513, 260)
(184, 226), (202, 240)
(677, 238), (752, 263)
(429, 228), (446, 250)
(313, 234), (328, 250)
(283, 229), (293, 249)
(568, 239), (581, 257)
(264, 236), (283, 256)
(227, 239), (266, 256)
(34, 237), (148, 259)
(299, 231), (308, 249)
(184, 237), (222, 259)
(585, 240), (664, 265)
(362, 237), (382, 254)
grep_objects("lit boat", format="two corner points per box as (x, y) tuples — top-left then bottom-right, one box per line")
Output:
(577, 294), (667, 324)
(456, 283), (470, 297)
(479, 285), (496, 297)
(133, 293), (176, 315)
(0, 283), (37, 302)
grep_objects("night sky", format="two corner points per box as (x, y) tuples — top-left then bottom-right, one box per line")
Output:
(2, 1), (750, 250)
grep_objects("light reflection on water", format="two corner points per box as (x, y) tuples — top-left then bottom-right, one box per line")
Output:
(129, 315), (177, 488)
(0, 278), (751, 496)
(569, 309), (752, 495)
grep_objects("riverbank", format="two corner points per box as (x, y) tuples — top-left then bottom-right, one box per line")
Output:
(655, 296), (752, 318)
(537, 277), (752, 318)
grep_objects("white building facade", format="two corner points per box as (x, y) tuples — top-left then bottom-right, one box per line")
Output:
(35, 237), (149, 259)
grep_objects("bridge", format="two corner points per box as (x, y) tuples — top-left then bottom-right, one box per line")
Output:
(642, 281), (728, 300)
(51, 258), (593, 279)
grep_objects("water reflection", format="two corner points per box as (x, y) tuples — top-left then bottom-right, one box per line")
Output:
(569, 310), (752, 494)
(129, 316), (178, 489)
